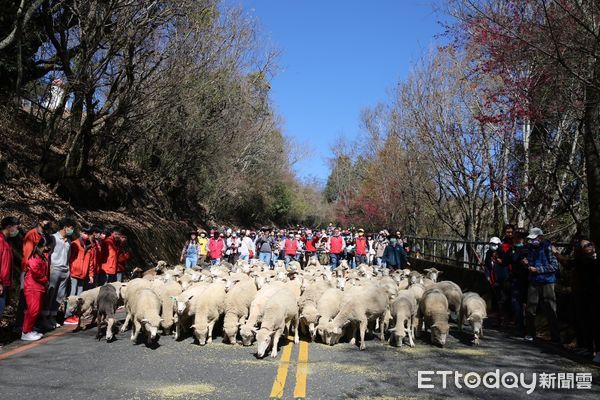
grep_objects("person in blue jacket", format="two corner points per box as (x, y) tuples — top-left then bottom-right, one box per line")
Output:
(523, 227), (561, 343)
(382, 235), (408, 270)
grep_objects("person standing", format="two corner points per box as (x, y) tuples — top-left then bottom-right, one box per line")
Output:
(256, 230), (274, 267)
(98, 228), (121, 285)
(355, 228), (368, 266)
(374, 231), (389, 268)
(524, 227), (561, 344)
(63, 226), (96, 325)
(22, 235), (54, 341)
(116, 235), (130, 282)
(283, 233), (300, 266)
(197, 230), (209, 265)
(226, 231), (240, 264)
(327, 228), (346, 269)
(239, 230), (255, 262)
(382, 235), (408, 270)
(510, 230), (529, 337)
(180, 231), (200, 268)
(42, 218), (75, 330)
(301, 230), (318, 267)
(14, 213), (52, 333)
(0, 216), (20, 319)
(367, 235), (376, 265)
(208, 231), (225, 265)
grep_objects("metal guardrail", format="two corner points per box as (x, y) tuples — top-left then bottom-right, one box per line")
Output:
(405, 236), (569, 271)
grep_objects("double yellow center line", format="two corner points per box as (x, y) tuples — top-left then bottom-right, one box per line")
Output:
(269, 337), (309, 399)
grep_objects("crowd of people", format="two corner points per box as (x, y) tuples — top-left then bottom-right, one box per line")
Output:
(1, 215), (599, 364)
(0, 215), (130, 343)
(179, 225), (409, 271)
(483, 224), (600, 363)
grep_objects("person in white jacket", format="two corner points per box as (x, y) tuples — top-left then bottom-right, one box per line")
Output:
(239, 230), (256, 261)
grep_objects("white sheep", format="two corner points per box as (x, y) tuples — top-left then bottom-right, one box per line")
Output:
(434, 281), (463, 320)
(315, 288), (343, 344)
(388, 290), (417, 347)
(255, 288), (299, 358)
(152, 280), (183, 334)
(325, 283), (389, 350)
(459, 292), (487, 345)
(128, 288), (163, 344)
(66, 287), (101, 330)
(407, 282), (426, 303)
(120, 278), (152, 333)
(417, 288), (450, 347)
(240, 283), (285, 346)
(173, 282), (210, 340)
(192, 280), (227, 345)
(423, 267), (443, 283)
(223, 279), (258, 344)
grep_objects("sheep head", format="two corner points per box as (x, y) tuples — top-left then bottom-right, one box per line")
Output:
(255, 327), (274, 358)
(431, 321), (449, 347)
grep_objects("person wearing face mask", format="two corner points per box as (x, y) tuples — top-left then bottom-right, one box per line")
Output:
(382, 235), (408, 270)
(355, 229), (368, 266)
(13, 213), (53, 333)
(374, 231), (389, 268)
(523, 227), (560, 344)
(22, 235), (55, 341)
(98, 228), (122, 286)
(63, 226), (96, 325)
(41, 218), (75, 330)
(327, 228), (346, 269)
(116, 235), (130, 282)
(510, 229), (529, 337)
(487, 235), (511, 326)
(0, 216), (20, 319)
(208, 230), (225, 265)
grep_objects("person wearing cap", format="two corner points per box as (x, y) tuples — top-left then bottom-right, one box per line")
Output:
(197, 230), (209, 265)
(0, 216), (20, 319)
(208, 230), (225, 265)
(523, 227), (560, 343)
(374, 231), (389, 268)
(180, 231), (200, 268)
(355, 229), (368, 265)
(13, 213), (53, 333)
(484, 236), (503, 321)
(255, 230), (275, 267)
(327, 228), (346, 269)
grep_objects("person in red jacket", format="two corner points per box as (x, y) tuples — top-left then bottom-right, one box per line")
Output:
(208, 230), (225, 265)
(327, 228), (346, 269)
(98, 228), (121, 285)
(301, 230), (319, 267)
(283, 234), (301, 266)
(14, 213), (53, 333)
(63, 226), (96, 325)
(355, 228), (369, 265)
(116, 235), (130, 282)
(0, 216), (20, 319)
(22, 235), (54, 341)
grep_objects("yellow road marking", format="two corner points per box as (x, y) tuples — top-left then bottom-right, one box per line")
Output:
(293, 340), (309, 399)
(269, 336), (295, 399)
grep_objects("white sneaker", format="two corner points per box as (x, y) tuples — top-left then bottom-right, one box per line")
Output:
(524, 336), (534, 342)
(21, 332), (43, 341)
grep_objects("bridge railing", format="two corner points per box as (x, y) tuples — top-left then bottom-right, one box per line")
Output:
(404, 236), (569, 271)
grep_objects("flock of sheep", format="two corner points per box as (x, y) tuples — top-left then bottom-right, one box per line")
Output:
(66, 258), (488, 358)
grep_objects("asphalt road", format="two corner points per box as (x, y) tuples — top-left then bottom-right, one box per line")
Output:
(0, 317), (599, 400)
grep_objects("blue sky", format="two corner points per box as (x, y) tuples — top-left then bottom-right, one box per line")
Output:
(240, 0), (445, 182)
